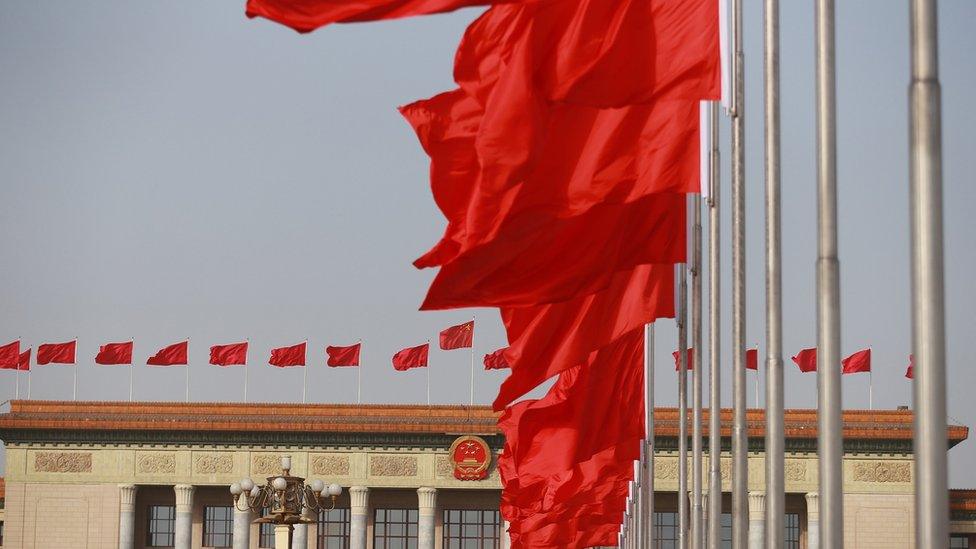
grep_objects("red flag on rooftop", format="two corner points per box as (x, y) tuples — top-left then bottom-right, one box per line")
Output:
(326, 343), (361, 367)
(37, 340), (76, 365)
(269, 342), (306, 367)
(746, 348), (758, 371)
(392, 343), (428, 371)
(439, 321), (473, 350)
(0, 340), (19, 369)
(906, 354), (914, 379)
(483, 348), (508, 370)
(210, 342), (248, 367)
(673, 348), (694, 371)
(791, 348), (817, 373)
(95, 341), (133, 365)
(147, 341), (188, 366)
(18, 348), (31, 371)
(842, 348), (871, 375)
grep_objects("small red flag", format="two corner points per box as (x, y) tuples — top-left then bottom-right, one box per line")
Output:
(147, 341), (188, 366)
(269, 342), (306, 367)
(483, 348), (509, 370)
(791, 348), (817, 373)
(746, 348), (758, 371)
(95, 341), (133, 365)
(37, 340), (77, 365)
(18, 348), (31, 371)
(673, 348), (694, 371)
(842, 348), (871, 375)
(0, 340), (20, 369)
(210, 342), (248, 367)
(905, 354), (914, 380)
(392, 343), (429, 371)
(439, 321), (474, 350)
(326, 343), (361, 367)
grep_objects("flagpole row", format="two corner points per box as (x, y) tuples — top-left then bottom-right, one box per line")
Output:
(706, 99), (722, 549)
(677, 262), (689, 549)
(691, 192), (704, 549)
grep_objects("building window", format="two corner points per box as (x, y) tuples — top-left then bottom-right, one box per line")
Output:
(259, 508), (275, 548)
(374, 509), (418, 549)
(317, 508), (351, 549)
(784, 513), (800, 548)
(950, 536), (970, 548)
(203, 506), (234, 548)
(698, 513), (733, 548)
(442, 509), (500, 549)
(147, 505), (176, 547)
(653, 512), (679, 547)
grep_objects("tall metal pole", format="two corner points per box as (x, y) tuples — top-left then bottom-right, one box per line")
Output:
(763, 0), (784, 545)
(815, 0), (843, 546)
(730, 0), (748, 544)
(643, 323), (656, 549)
(706, 101), (722, 549)
(678, 262), (689, 549)
(692, 194), (704, 549)
(909, 0), (947, 546)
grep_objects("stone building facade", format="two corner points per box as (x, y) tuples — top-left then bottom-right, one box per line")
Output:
(0, 400), (970, 549)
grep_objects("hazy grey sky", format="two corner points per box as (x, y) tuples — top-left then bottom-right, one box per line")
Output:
(1, 1), (973, 486)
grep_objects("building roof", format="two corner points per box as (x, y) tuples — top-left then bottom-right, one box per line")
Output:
(951, 490), (976, 513)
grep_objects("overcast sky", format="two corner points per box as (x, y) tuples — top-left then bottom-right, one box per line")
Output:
(1, 1), (974, 486)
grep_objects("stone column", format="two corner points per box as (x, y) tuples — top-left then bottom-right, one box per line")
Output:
(417, 487), (438, 549)
(292, 502), (316, 549)
(805, 492), (819, 549)
(174, 484), (195, 549)
(119, 484), (138, 549)
(350, 486), (370, 549)
(747, 491), (765, 549)
(233, 503), (252, 549)
(501, 520), (512, 549)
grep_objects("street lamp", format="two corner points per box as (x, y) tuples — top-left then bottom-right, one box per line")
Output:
(231, 455), (343, 549)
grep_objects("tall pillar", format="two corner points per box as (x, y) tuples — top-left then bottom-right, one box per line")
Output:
(233, 504), (252, 549)
(350, 486), (370, 549)
(748, 491), (766, 549)
(119, 484), (138, 549)
(292, 501), (315, 549)
(805, 492), (819, 549)
(417, 487), (438, 549)
(174, 484), (195, 549)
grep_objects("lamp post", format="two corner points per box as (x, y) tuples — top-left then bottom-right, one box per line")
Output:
(231, 455), (343, 549)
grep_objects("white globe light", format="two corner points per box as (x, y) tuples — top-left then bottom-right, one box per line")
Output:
(327, 484), (342, 497)
(250, 486), (261, 498)
(272, 477), (288, 491)
(240, 478), (255, 492)
(230, 483), (242, 496)
(310, 480), (325, 493)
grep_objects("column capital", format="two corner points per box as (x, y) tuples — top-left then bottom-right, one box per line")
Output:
(119, 484), (138, 508)
(417, 487), (438, 511)
(805, 491), (820, 522)
(748, 491), (766, 519)
(174, 484), (195, 511)
(349, 486), (370, 511)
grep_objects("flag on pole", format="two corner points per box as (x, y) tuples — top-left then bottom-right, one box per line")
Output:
(326, 343), (361, 367)
(269, 342), (306, 367)
(0, 340), (19, 368)
(210, 342), (248, 366)
(673, 348), (694, 371)
(905, 354), (914, 379)
(841, 348), (871, 374)
(392, 343), (429, 371)
(147, 341), (189, 366)
(439, 321), (474, 350)
(483, 348), (509, 370)
(95, 342), (133, 365)
(18, 348), (31, 371)
(791, 348), (817, 373)
(746, 348), (758, 370)
(37, 340), (77, 365)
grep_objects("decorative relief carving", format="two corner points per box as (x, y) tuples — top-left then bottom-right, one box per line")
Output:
(195, 454), (234, 474)
(719, 459), (731, 480)
(137, 453), (176, 475)
(370, 455), (418, 477)
(436, 455), (453, 478)
(785, 460), (807, 482)
(311, 455), (350, 476)
(852, 461), (911, 483)
(251, 454), (282, 476)
(654, 460), (678, 480)
(34, 451), (92, 473)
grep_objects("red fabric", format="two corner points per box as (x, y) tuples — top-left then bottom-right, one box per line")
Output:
(210, 342), (249, 366)
(37, 341), (77, 365)
(906, 354), (914, 380)
(746, 348), (758, 370)
(95, 342), (133, 365)
(147, 341), (189, 366)
(18, 348), (31, 371)
(392, 343), (429, 371)
(269, 342), (307, 367)
(791, 348), (817, 373)
(0, 340), (19, 369)
(483, 348), (509, 370)
(673, 348), (694, 371)
(439, 321), (474, 350)
(842, 348), (871, 374)
(326, 343), (361, 367)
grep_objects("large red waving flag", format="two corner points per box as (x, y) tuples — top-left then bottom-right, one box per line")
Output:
(95, 341), (133, 365)
(210, 342), (249, 366)
(147, 341), (189, 366)
(392, 343), (429, 371)
(746, 348), (759, 370)
(673, 348), (694, 371)
(270, 342), (306, 367)
(37, 340), (77, 365)
(791, 348), (817, 373)
(18, 348), (31, 371)
(0, 340), (19, 369)
(842, 348), (871, 374)
(483, 348), (509, 370)
(439, 321), (473, 350)
(326, 343), (361, 367)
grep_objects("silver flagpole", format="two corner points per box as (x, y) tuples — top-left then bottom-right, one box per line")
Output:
(358, 339), (363, 405)
(426, 339), (431, 405)
(677, 261), (689, 549)
(185, 339), (190, 403)
(910, 0), (947, 545)
(243, 339), (249, 403)
(763, 0), (784, 543)
(469, 317), (476, 406)
(634, 457), (643, 549)
(643, 323), (655, 549)
(692, 192), (704, 549)
(73, 338), (78, 401)
(129, 339), (135, 402)
(815, 0), (843, 545)
(707, 100), (722, 549)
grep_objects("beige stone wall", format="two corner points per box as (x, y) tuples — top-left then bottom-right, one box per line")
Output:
(843, 493), (915, 548)
(2, 481), (120, 548)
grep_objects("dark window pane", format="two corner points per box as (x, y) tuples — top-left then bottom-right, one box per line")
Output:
(147, 505), (176, 547)
(375, 509), (418, 549)
(442, 509), (500, 549)
(203, 506), (234, 548)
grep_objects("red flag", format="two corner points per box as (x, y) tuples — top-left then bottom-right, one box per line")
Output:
(269, 342), (306, 367)
(673, 348), (694, 371)
(147, 341), (188, 366)
(95, 341), (133, 365)
(392, 343), (429, 371)
(439, 321), (474, 350)
(746, 348), (758, 371)
(842, 348), (871, 375)
(791, 348), (817, 373)
(0, 340), (20, 369)
(483, 348), (509, 370)
(37, 340), (77, 365)
(18, 348), (31, 371)
(210, 342), (248, 367)
(326, 343), (361, 367)
(906, 354), (914, 379)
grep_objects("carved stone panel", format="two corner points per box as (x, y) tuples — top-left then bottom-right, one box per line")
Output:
(137, 453), (177, 475)
(195, 454), (234, 474)
(654, 459), (678, 480)
(311, 455), (350, 476)
(852, 461), (911, 483)
(34, 452), (92, 473)
(435, 455), (453, 479)
(251, 454), (283, 476)
(785, 460), (808, 482)
(370, 455), (418, 477)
